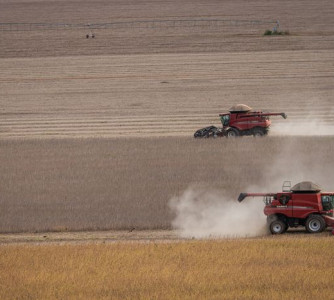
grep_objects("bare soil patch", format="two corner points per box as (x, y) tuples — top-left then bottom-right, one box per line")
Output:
(0, 230), (181, 245)
(1, 228), (332, 245)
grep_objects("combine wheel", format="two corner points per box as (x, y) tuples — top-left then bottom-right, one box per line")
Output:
(253, 128), (265, 137)
(305, 215), (326, 233)
(269, 219), (287, 234)
(227, 128), (239, 137)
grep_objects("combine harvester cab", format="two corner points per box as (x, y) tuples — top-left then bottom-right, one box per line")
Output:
(238, 181), (334, 234)
(194, 104), (287, 138)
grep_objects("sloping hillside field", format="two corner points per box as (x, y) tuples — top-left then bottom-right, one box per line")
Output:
(1, 0), (334, 139)
(1, 0), (334, 298)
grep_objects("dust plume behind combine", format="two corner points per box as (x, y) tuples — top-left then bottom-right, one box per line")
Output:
(271, 103), (334, 136)
(169, 188), (267, 238)
(170, 131), (334, 238)
(271, 121), (334, 136)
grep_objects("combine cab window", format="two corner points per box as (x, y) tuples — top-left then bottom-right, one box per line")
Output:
(321, 195), (334, 211)
(220, 115), (230, 127)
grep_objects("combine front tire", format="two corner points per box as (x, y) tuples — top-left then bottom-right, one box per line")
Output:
(305, 215), (326, 233)
(227, 128), (239, 137)
(269, 219), (287, 234)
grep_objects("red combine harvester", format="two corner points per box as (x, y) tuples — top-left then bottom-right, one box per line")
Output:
(194, 104), (287, 138)
(238, 181), (334, 234)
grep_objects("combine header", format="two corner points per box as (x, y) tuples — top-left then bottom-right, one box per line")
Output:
(238, 181), (334, 234)
(194, 104), (287, 138)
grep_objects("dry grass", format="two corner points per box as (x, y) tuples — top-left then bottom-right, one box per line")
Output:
(0, 237), (333, 299)
(1, 136), (334, 233)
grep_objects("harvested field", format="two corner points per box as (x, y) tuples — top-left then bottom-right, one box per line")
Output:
(1, 0), (334, 234)
(1, 0), (334, 58)
(1, 136), (334, 233)
(1, 51), (334, 138)
(1, 0), (334, 139)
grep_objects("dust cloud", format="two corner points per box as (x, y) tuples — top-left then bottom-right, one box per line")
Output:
(169, 188), (267, 238)
(271, 121), (334, 136)
(169, 135), (334, 238)
(260, 135), (334, 192)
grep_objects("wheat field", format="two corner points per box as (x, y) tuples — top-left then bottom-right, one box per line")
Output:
(1, 238), (334, 299)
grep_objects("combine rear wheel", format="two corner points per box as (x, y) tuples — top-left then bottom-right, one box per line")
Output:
(252, 128), (265, 137)
(269, 219), (287, 234)
(305, 215), (326, 233)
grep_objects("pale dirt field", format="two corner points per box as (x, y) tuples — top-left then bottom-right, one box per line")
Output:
(0, 230), (182, 244)
(1, 0), (334, 241)
(1, 0), (334, 139)
(1, 0), (334, 58)
(1, 51), (334, 138)
(1, 136), (334, 235)
(1, 229), (333, 245)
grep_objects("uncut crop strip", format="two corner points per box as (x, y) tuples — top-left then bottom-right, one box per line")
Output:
(0, 238), (334, 299)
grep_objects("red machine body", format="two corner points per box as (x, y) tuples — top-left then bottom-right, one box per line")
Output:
(238, 182), (334, 234)
(219, 111), (287, 137)
(193, 104), (287, 138)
